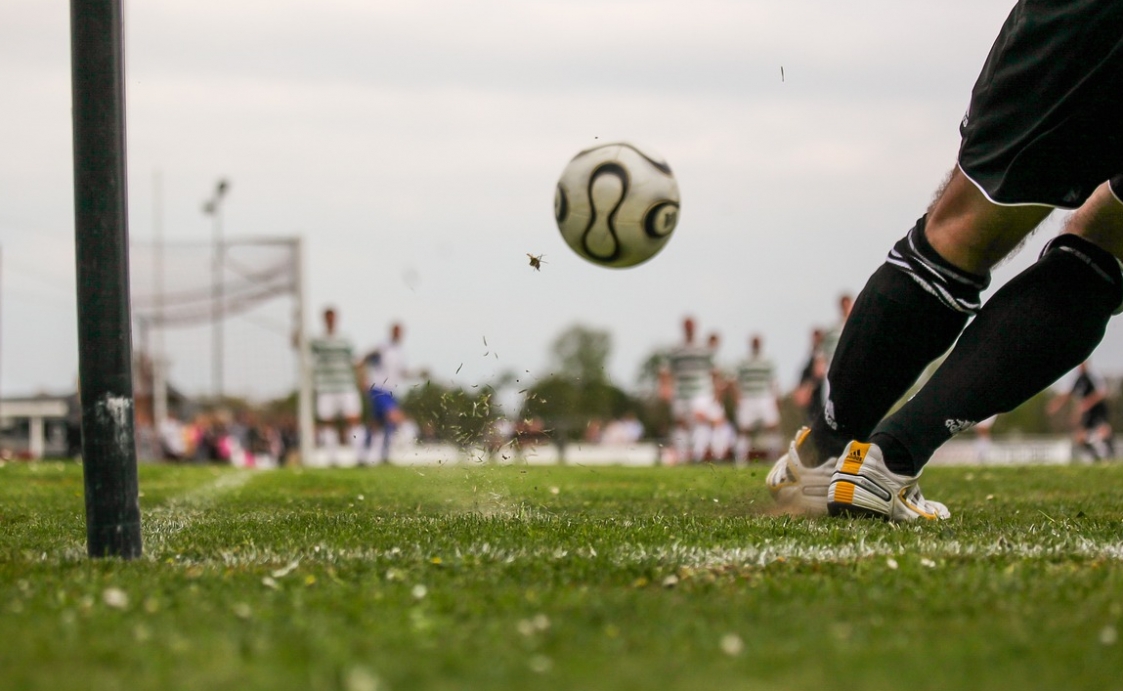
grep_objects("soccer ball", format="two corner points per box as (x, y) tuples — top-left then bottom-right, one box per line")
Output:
(554, 142), (680, 268)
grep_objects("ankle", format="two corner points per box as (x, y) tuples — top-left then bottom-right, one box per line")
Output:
(808, 423), (849, 467)
(869, 432), (918, 476)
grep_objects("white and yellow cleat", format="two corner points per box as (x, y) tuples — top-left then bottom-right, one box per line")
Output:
(765, 427), (837, 517)
(826, 441), (950, 521)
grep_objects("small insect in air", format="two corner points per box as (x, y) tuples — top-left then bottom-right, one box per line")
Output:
(527, 253), (545, 271)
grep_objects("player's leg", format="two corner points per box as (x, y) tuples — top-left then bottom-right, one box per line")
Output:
(686, 396), (708, 462)
(734, 430), (750, 464)
(315, 393), (344, 466)
(1082, 408), (1100, 460)
(1065, 179), (1123, 259)
(868, 184), (1123, 473)
(1085, 399), (1116, 461)
(732, 404), (759, 465)
(766, 172), (1037, 513)
(690, 423), (710, 463)
(828, 188), (1123, 519)
(779, 174), (1042, 518)
(669, 399), (690, 464)
(710, 417), (733, 462)
(338, 390), (365, 466)
(315, 394), (333, 446)
(817, 0), (1123, 469)
(380, 399), (405, 463)
(760, 397), (782, 461)
(1100, 422), (1116, 459)
(734, 401), (754, 463)
(774, 0), (1123, 514)
(805, 169), (1050, 466)
(368, 386), (405, 463)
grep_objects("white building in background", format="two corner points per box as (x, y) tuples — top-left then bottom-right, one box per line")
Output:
(0, 395), (76, 459)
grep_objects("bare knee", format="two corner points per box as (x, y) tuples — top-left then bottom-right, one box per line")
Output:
(1065, 180), (1123, 261)
(923, 168), (1052, 274)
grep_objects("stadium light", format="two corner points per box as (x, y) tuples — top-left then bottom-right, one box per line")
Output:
(203, 178), (230, 401)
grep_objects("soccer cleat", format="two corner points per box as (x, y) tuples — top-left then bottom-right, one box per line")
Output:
(826, 441), (950, 521)
(765, 427), (837, 516)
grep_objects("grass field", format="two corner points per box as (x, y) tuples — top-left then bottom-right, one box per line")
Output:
(2, 459), (1122, 691)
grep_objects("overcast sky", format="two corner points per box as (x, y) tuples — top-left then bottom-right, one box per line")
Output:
(2, 0), (1118, 405)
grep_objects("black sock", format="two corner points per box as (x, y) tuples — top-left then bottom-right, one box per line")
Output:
(807, 217), (984, 463)
(872, 234), (1123, 475)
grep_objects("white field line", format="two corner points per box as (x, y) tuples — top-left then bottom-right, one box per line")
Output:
(142, 471), (256, 552)
(42, 470), (258, 563)
(149, 532), (1123, 571)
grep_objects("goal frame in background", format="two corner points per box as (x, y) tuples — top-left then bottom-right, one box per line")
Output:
(132, 235), (314, 467)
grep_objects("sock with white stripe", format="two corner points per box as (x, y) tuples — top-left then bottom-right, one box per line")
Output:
(887, 216), (991, 312)
(808, 216), (984, 464)
(872, 233), (1123, 475)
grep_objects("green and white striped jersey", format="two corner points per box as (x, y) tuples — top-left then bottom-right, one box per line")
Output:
(736, 356), (775, 397)
(667, 345), (714, 402)
(310, 335), (357, 394)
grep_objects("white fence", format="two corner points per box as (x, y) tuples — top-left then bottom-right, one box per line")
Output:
(304, 440), (663, 468)
(303, 435), (1084, 469)
(928, 436), (1074, 466)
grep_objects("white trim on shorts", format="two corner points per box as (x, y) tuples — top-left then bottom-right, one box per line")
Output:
(957, 163), (1063, 210)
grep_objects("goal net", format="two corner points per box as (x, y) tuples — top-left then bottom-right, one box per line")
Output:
(128, 236), (313, 461)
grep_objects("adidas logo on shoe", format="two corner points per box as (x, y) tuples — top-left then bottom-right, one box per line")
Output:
(827, 441), (950, 522)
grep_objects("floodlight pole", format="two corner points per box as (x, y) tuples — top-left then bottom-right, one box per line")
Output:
(204, 179), (229, 403)
(152, 170), (168, 430)
(70, 0), (143, 558)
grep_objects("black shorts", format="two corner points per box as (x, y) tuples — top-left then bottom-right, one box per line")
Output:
(1081, 401), (1110, 430)
(958, 0), (1123, 208)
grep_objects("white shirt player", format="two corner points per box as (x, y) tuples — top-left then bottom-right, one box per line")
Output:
(364, 339), (406, 393)
(363, 323), (409, 395)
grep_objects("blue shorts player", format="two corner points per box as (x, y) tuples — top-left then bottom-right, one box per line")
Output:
(368, 385), (400, 427)
(360, 322), (411, 464)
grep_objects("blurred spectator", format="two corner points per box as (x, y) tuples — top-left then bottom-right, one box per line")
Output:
(602, 412), (644, 445)
(158, 412), (187, 461)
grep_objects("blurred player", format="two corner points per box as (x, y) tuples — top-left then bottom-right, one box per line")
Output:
(360, 321), (410, 464)
(1048, 361), (1116, 461)
(700, 333), (735, 461)
(972, 414), (998, 463)
(309, 307), (363, 465)
(820, 293), (852, 375)
(734, 334), (781, 463)
(792, 328), (827, 425)
(769, 0), (1123, 520)
(658, 317), (714, 463)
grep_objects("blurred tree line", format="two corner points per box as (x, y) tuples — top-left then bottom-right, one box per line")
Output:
(399, 324), (667, 447)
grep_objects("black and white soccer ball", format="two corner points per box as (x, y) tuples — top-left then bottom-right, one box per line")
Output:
(554, 142), (680, 268)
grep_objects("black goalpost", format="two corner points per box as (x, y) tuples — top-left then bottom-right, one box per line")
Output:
(70, 0), (143, 558)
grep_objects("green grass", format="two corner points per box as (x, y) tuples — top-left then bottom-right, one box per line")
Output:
(2, 460), (1123, 691)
